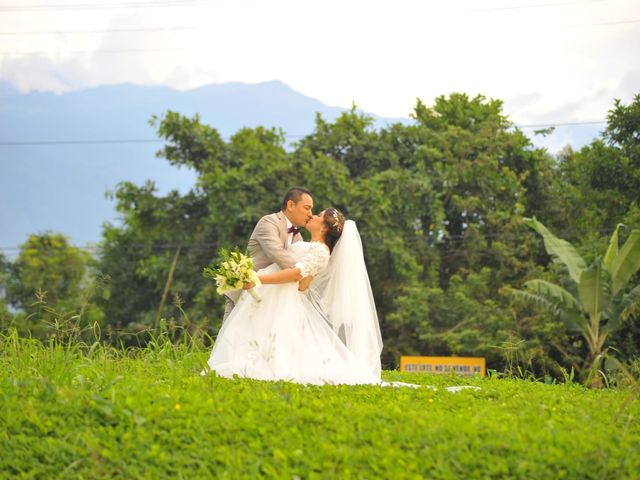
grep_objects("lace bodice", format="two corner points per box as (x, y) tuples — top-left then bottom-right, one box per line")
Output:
(291, 241), (330, 278)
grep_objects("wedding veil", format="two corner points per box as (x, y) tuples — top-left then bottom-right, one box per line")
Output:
(311, 220), (383, 377)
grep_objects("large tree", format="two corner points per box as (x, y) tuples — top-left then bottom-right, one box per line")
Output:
(97, 116), (299, 341)
(552, 93), (640, 361)
(99, 182), (213, 340)
(557, 94), (640, 242)
(95, 94), (582, 372)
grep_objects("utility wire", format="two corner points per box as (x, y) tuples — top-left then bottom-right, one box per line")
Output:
(516, 120), (605, 128)
(0, 225), (627, 253)
(0, 26), (197, 36)
(571, 18), (640, 28)
(0, 47), (192, 56)
(0, 121), (607, 146)
(475, 0), (606, 11)
(0, 0), (606, 13)
(0, 139), (163, 146)
(0, 1), (204, 12)
(1, 17), (636, 39)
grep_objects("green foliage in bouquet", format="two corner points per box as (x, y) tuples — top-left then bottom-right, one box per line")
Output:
(203, 248), (260, 296)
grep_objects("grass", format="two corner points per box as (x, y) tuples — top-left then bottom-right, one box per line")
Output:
(1, 329), (639, 479)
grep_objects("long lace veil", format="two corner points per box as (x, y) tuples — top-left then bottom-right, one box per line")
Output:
(311, 220), (383, 377)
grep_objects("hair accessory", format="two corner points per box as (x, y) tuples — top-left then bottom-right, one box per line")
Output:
(329, 209), (343, 233)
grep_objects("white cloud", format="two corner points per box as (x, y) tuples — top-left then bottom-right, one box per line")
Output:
(0, 0), (638, 125)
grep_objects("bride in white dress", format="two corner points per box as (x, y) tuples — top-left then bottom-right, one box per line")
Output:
(204, 208), (384, 386)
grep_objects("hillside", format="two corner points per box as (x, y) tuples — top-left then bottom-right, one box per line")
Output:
(2, 332), (638, 479)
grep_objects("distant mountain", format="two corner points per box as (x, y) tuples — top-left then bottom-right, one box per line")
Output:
(0, 80), (406, 251)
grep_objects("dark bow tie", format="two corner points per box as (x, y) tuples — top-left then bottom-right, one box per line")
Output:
(288, 226), (299, 236)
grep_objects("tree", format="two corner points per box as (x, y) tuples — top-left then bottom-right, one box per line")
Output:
(556, 93), (640, 246)
(99, 182), (214, 339)
(7, 234), (89, 309)
(295, 94), (561, 368)
(0, 253), (12, 328)
(506, 218), (640, 385)
(551, 92), (640, 365)
(604, 93), (640, 169)
(97, 115), (299, 340)
(97, 96), (568, 372)
(5, 233), (102, 337)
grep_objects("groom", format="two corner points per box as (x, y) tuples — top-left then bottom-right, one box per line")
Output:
(222, 187), (314, 322)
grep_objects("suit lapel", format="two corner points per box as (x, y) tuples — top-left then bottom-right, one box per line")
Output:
(275, 211), (289, 248)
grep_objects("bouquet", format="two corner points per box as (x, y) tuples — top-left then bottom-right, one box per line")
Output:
(203, 248), (262, 302)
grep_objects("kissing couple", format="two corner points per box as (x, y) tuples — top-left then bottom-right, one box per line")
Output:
(204, 187), (384, 386)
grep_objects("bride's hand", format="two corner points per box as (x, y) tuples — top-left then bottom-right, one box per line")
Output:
(242, 282), (256, 290)
(298, 275), (313, 292)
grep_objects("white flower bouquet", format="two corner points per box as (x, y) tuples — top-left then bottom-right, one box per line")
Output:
(203, 248), (262, 302)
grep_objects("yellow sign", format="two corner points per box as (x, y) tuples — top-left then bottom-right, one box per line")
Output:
(400, 356), (486, 377)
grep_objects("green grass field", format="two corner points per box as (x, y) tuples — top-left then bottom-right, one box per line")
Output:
(1, 331), (639, 479)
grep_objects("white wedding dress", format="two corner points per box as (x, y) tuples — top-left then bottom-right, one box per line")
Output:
(205, 233), (383, 386)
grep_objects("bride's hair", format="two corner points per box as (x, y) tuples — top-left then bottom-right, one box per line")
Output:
(323, 207), (346, 253)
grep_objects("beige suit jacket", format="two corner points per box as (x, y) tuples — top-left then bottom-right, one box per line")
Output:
(247, 211), (303, 271)
(225, 211), (302, 307)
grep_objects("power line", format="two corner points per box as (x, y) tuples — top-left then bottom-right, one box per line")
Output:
(6, 13), (636, 56)
(516, 121), (606, 128)
(0, 26), (197, 36)
(0, 1), (204, 12)
(0, 120), (607, 147)
(475, 0), (606, 12)
(0, 17), (635, 38)
(3, 0), (604, 13)
(0, 226), (625, 255)
(572, 18), (640, 28)
(0, 139), (163, 146)
(0, 47), (192, 56)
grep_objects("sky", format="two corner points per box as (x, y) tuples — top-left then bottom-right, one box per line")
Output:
(0, 0), (639, 147)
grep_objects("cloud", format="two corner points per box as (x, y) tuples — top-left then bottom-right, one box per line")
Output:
(505, 72), (640, 153)
(0, 0), (637, 127)
(0, 9), (220, 93)
(0, 54), (86, 93)
(504, 69), (640, 126)
(618, 71), (640, 102)
(504, 92), (543, 116)
(163, 64), (220, 91)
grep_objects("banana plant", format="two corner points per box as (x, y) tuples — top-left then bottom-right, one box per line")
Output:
(506, 218), (640, 385)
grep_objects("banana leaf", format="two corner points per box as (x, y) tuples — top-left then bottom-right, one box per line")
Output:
(524, 217), (586, 284)
(578, 260), (611, 320)
(610, 230), (640, 295)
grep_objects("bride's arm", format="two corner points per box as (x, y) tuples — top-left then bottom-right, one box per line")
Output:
(255, 244), (326, 289)
(258, 267), (303, 285)
(252, 268), (312, 290)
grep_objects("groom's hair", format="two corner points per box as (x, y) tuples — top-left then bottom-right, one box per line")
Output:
(281, 187), (312, 210)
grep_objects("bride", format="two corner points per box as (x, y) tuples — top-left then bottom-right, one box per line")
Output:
(204, 208), (384, 385)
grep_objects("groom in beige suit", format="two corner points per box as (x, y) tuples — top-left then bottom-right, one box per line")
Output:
(222, 187), (314, 322)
